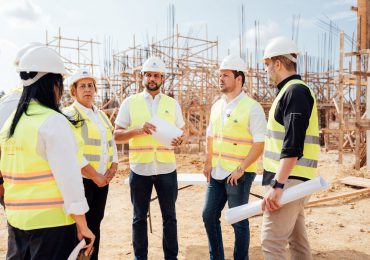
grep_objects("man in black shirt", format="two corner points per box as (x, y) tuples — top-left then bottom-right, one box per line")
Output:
(261, 36), (320, 260)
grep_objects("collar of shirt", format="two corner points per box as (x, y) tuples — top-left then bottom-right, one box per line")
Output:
(74, 100), (98, 115)
(221, 91), (245, 112)
(276, 74), (301, 92)
(142, 90), (162, 101)
(219, 91), (246, 123)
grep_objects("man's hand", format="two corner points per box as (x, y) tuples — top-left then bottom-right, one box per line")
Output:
(226, 167), (244, 186)
(262, 187), (283, 212)
(141, 122), (156, 135)
(171, 134), (184, 147)
(104, 163), (118, 183)
(203, 160), (212, 183)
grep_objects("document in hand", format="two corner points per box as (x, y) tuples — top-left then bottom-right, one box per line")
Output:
(150, 115), (183, 147)
(224, 176), (328, 224)
(67, 239), (86, 260)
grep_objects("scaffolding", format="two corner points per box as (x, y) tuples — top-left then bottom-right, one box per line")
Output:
(46, 1), (370, 168)
(103, 26), (219, 150)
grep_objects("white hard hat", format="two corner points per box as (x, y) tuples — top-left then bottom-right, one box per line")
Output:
(17, 46), (68, 86)
(14, 42), (44, 67)
(263, 36), (299, 62)
(141, 56), (166, 73)
(67, 68), (96, 89)
(219, 55), (247, 72)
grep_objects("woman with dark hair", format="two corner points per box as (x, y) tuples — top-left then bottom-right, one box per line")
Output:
(65, 68), (118, 260)
(0, 46), (95, 259)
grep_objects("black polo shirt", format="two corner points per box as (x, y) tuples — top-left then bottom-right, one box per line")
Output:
(263, 74), (314, 185)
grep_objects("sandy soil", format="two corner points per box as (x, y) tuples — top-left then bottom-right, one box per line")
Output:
(1, 150), (370, 259)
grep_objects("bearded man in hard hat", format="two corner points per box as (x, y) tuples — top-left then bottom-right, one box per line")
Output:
(114, 56), (185, 260)
(0, 42), (43, 208)
(202, 55), (266, 260)
(261, 36), (319, 260)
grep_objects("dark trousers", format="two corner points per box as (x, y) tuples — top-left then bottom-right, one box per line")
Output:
(202, 172), (256, 260)
(7, 223), (77, 260)
(83, 178), (109, 260)
(129, 170), (178, 260)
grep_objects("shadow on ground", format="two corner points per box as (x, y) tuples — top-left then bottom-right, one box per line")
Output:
(185, 246), (370, 260)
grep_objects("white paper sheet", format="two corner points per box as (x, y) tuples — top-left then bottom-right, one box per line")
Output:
(67, 239), (86, 260)
(124, 173), (263, 186)
(225, 176), (328, 224)
(150, 115), (183, 147)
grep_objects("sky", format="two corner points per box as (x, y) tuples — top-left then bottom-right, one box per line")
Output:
(0, 0), (358, 93)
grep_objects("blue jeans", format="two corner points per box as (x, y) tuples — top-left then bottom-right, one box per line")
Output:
(202, 172), (256, 260)
(129, 170), (178, 260)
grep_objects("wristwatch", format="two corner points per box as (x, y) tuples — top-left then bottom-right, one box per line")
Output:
(270, 179), (284, 189)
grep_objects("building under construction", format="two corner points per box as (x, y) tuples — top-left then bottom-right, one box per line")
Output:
(45, 0), (370, 170)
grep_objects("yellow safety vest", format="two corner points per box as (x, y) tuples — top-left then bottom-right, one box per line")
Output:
(211, 95), (258, 172)
(0, 101), (74, 230)
(65, 104), (114, 171)
(129, 93), (176, 163)
(263, 79), (320, 179)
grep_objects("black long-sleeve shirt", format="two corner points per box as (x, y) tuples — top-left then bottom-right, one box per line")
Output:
(263, 74), (314, 184)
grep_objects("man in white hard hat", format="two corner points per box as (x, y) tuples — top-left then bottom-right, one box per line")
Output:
(114, 56), (184, 260)
(202, 55), (266, 260)
(261, 36), (319, 259)
(0, 42), (44, 208)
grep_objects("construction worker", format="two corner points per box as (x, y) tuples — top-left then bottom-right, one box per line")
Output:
(261, 36), (319, 260)
(0, 46), (95, 259)
(64, 68), (118, 260)
(203, 55), (266, 260)
(114, 56), (185, 260)
(0, 42), (43, 208)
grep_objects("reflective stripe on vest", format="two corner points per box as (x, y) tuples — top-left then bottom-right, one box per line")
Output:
(70, 105), (114, 171)
(213, 134), (253, 145)
(5, 197), (64, 210)
(2, 170), (54, 184)
(129, 93), (176, 163)
(264, 150), (318, 168)
(263, 79), (320, 179)
(0, 101), (74, 230)
(265, 129), (319, 144)
(211, 95), (259, 173)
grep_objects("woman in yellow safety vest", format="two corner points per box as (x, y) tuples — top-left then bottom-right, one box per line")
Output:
(0, 46), (95, 259)
(64, 68), (118, 260)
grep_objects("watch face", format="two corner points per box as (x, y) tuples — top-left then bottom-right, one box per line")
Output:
(270, 179), (276, 186)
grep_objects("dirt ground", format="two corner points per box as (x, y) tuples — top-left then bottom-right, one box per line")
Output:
(1, 150), (370, 259)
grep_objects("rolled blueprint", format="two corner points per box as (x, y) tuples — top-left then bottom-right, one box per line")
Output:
(225, 176), (328, 224)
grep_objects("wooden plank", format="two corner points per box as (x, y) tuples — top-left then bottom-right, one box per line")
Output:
(307, 188), (370, 206)
(340, 176), (370, 188)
